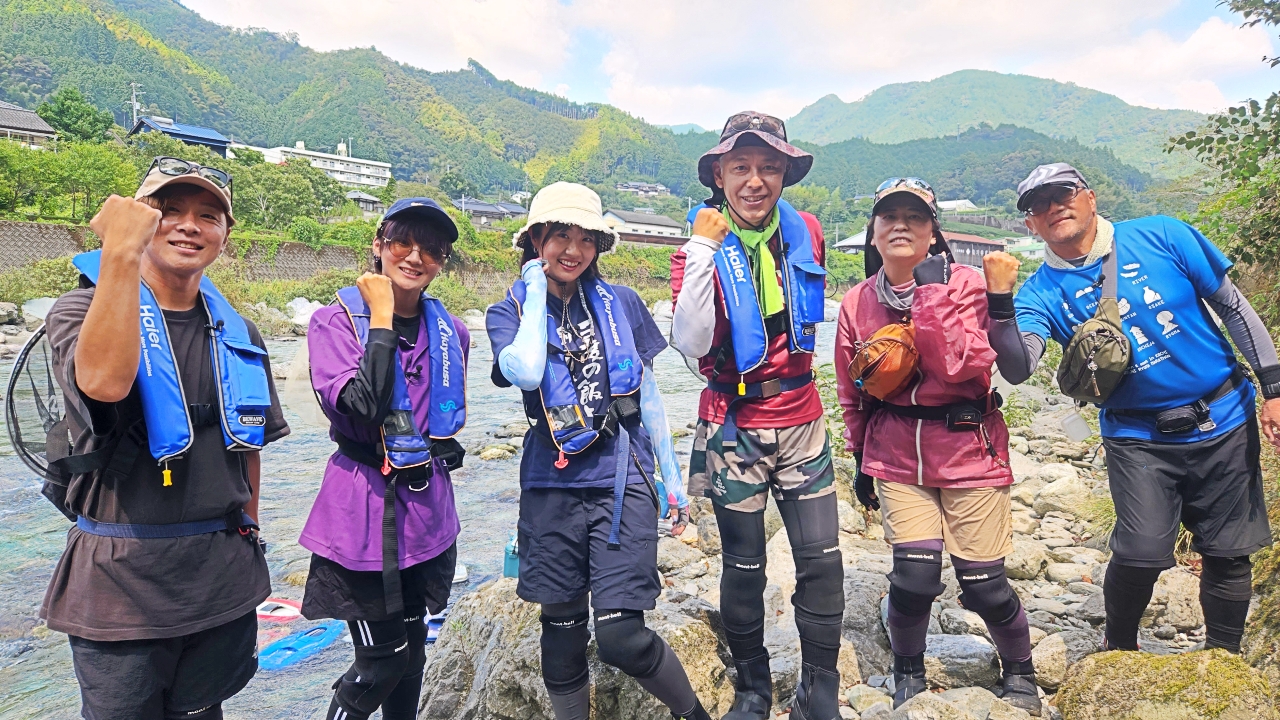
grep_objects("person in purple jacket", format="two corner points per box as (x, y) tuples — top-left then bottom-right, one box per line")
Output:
(301, 198), (469, 720)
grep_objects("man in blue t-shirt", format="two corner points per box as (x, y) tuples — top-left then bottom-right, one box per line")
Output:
(982, 163), (1280, 655)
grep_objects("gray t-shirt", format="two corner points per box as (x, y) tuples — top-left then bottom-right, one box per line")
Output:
(40, 288), (290, 641)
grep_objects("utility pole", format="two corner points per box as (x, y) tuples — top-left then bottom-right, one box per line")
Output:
(128, 83), (145, 127)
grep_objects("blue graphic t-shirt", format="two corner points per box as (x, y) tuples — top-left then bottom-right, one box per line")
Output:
(1015, 215), (1254, 442)
(487, 281), (668, 489)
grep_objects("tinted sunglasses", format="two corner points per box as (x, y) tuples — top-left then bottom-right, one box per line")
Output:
(381, 235), (449, 264)
(149, 156), (233, 195)
(875, 177), (935, 201)
(720, 113), (788, 142)
(1025, 185), (1085, 216)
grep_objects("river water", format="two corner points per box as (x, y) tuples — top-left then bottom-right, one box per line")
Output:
(0, 319), (836, 719)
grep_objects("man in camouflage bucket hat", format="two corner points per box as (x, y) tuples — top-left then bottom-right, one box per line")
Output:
(670, 112), (842, 720)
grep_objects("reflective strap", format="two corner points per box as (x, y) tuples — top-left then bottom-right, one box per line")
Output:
(606, 425), (630, 551)
(76, 511), (250, 539)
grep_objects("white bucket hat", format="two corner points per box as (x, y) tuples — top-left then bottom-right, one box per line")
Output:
(512, 182), (619, 254)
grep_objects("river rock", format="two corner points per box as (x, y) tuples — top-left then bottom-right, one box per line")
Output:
(1047, 547), (1104, 565)
(1146, 567), (1203, 631)
(987, 700), (1034, 720)
(461, 308), (487, 330)
(494, 423), (529, 439)
(843, 569), (892, 678)
(862, 701), (893, 719)
(1033, 475), (1089, 517)
(478, 444), (514, 460)
(937, 687), (997, 719)
(838, 499), (866, 535)
(939, 609), (990, 640)
(1010, 512), (1039, 535)
(888, 693), (979, 720)
(657, 536), (703, 573)
(1006, 537), (1048, 580)
(1031, 630), (1100, 690)
(0, 302), (20, 324)
(1044, 563), (1086, 584)
(421, 578), (736, 719)
(922, 634), (999, 689)
(764, 497), (784, 541)
(652, 300), (674, 321)
(1072, 593), (1107, 624)
(696, 515), (721, 556)
(847, 684), (890, 713)
(1055, 649), (1276, 720)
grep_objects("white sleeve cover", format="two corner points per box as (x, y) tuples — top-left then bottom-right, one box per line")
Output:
(670, 235), (721, 359)
(498, 283), (548, 391)
(639, 361), (688, 509)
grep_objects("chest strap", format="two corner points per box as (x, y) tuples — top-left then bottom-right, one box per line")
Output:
(706, 372), (814, 447)
(77, 510), (256, 539)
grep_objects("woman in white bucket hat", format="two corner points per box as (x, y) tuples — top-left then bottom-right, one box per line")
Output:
(485, 182), (706, 720)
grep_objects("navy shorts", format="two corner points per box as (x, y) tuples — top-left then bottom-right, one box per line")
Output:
(1105, 415), (1273, 568)
(516, 483), (663, 611)
(69, 611), (257, 720)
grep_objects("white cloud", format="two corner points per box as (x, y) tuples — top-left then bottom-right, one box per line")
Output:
(179, 0), (1277, 126)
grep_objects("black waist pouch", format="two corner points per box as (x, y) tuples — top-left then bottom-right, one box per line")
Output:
(1154, 402), (1208, 434)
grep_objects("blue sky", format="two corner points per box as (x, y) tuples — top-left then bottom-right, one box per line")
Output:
(182, 0), (1278, 128)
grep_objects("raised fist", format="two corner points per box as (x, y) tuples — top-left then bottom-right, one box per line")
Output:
(982, 251), (1022, 294)
(90, 195), (161, 260)
(356, 272), (395, 326)
(691, 207), (730, 243)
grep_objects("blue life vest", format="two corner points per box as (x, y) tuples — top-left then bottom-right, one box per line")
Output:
(686, 200), (827, 373)
(335, 286), (467, 471)
(508, 276), (643, 454)
(71, 250), (271, 469)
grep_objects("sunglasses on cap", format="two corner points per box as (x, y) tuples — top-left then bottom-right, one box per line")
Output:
(1024, 184), (1086, 217)
(875, 177), (935, 202)
(720, 113), (788, 142)
(148, 156), (233, 195)
(380, 235), (449, 265)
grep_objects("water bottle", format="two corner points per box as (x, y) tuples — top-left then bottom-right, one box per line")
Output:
(503, 534), (519, 579)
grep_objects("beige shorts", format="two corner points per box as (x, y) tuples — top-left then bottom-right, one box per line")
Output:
(877, 481), (1013, 562)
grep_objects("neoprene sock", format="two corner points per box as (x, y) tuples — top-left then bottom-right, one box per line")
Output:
(952, 557), (1032, 663)
(634, 642), (700, 717)
(1200, 555), (1253, 654)
(1103, 563), (1164, 650)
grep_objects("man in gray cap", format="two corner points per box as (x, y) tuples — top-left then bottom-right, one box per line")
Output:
(983, 163), (1280, 655)
(670, 112), (842, 720)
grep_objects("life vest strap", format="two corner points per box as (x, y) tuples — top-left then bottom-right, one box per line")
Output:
(706, 372), (814, 447)
(76, 510), (254, 539)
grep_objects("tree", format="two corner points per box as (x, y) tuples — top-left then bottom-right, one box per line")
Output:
(57, 142), (136, 221)
(378, 176), (397, 205)
(36, 87), (114, 143)
(438, 170), (478, 199)
(235, 162), (318, 229)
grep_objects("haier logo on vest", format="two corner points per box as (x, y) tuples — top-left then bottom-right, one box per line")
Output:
(437, 317), (453, 387)
(722, 244), (748, 305)
(138, 304), (163, 377)
(593, 284), (622, 347)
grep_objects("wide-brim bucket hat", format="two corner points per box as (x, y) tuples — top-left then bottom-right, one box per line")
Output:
(512, 181), (620, 254)
(698, 111), (813, 192)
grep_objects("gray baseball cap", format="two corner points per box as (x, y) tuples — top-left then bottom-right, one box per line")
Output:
(1016, 163), (1089, 212)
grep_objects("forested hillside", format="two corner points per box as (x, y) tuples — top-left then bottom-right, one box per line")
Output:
(788, 70), (1206, 177)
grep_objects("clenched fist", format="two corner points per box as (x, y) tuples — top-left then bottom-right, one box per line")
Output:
(356, 272), (396, 329)
(91, 195), (161, 261)
(983, 251), (1021, 294)
(691, 207), (730, 243)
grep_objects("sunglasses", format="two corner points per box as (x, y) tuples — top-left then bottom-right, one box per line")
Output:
(1025, 185), (1085, 216)
(381, 236), (449, 265)
(720, 113), (788, 142)
(149, 157), (233, 199)
(875, 177), (935, 200)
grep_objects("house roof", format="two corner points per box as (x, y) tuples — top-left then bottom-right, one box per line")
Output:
(345, 190), (382, 202)
(452, 197), (528, 216)
(0, 101), (56, 136)
(834, 228), (868, 249)
(129, 116), (229, 144)
(604, 209), (683, 228)
(943, 232), (1005, 247)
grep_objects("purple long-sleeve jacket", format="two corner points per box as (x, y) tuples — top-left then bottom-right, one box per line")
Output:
(299, 304), (468, 572)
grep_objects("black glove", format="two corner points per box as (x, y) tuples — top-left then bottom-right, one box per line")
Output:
(853, 452), (879, 511)
(671, 506), (691, 536)
(913, 253), (951, 286)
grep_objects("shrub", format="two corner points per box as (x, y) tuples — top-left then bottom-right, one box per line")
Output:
(0, 257), (81, 305)
(288, 216), (325, 250)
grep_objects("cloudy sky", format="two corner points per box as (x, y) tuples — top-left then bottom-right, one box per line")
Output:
(181, 0), (1278, 129)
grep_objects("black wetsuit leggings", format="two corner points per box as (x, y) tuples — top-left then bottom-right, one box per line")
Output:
(716, 493), (845, 669)
(327, 615), (427, 720)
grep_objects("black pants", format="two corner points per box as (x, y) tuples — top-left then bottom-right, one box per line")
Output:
(69, 611), (257, 720)
(328, 614), (428, 720)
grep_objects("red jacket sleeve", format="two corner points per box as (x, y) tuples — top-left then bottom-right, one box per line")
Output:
(834, 286), (871, 453)
(911, 268), (996, 384)
(800, 211), (826, 268)
(670, 247), (687, 304)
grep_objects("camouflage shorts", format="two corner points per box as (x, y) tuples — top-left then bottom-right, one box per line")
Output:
(687, 417), (835, 513)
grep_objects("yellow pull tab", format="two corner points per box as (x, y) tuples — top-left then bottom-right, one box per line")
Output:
(737, 380), (747, 396)
(162, 462), (173, 487)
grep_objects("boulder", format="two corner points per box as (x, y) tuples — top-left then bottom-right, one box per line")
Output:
(478, 445), (515, 460)
(937, 687), (997, 719)
(862, 701), (893, 719)
(1146, 567), (1203, 632)
(657, 537), (703, 573)
(764, 497), (784, 541)
(1006, 538), (1048, 580)
(461, 308), (487, 330)
(1044, 563), (1086, 584)
(1072, 593), (1107, 624)
(846, 684), (891, 713)
(887, 693), (979, 720)
(696, 515), (721, 557)
(420, 578), (737, 719)
(21, 297), (56, 321)
(922, 634), (999, 690)
(652, 300), (674, 321)
(1010, 512), (1039, 535)
(938, 609), (990, 641)
(1031, 629), (1100, 690)
(1055, 649), (1276, 720)
(838, 499), (867, 535)
(987, 699), (1034, 720)
(843, 569), (892, 678)
(1033, 475), (1090, 517)
(0, 301), (20, 324)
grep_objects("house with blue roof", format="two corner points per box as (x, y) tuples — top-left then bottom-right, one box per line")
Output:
(127, 116), (230, 156)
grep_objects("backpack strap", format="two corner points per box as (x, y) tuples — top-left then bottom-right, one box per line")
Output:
(1101, 246), (1118, 299)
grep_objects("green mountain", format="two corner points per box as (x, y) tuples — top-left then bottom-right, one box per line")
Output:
(0, 0), (1157, 216)
(787, 70), (1206, 177)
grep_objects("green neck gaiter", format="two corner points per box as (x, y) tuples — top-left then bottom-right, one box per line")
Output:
(724, 206), (784, 317)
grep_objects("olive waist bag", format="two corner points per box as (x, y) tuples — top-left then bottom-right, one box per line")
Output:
(1057, 247), (1132, 404)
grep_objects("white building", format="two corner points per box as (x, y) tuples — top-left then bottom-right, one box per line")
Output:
(1005, 238), (1045, 260)
(938, 199), (980, 213)
(604, 209), (684, 238)
(230, 140), (391, 190)
(615, 181), (670, 197)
